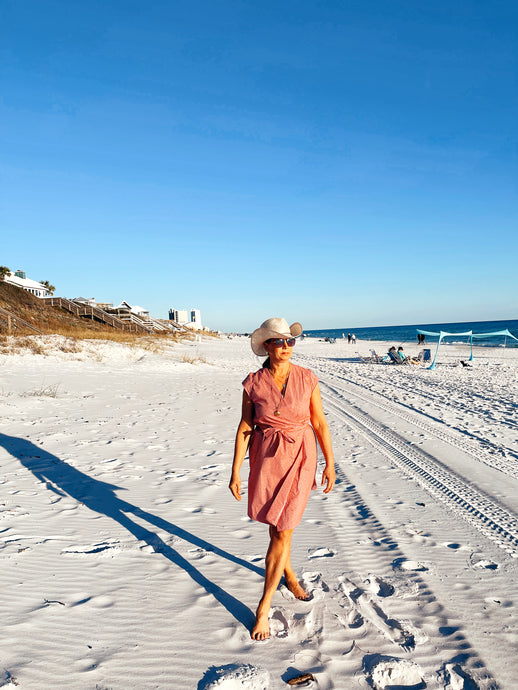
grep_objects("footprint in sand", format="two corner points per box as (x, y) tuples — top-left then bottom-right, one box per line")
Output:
(365, 655), (424, 690)
(302, 571), (329, 594)
(270, 606), (323, 643)
(62, 540), (119, 556)
(187, 547), (213, 561)
(182, 505), (216, 514)
(469, 554), (499, 571)
(392, 557), (428, 572)
(154, 497), (171, 505)
(270, 608), (289, 637)
(338, 576), (421, 650)
(198, 664), (270, 689)
(58, 502), (79, 513)
(484, 596), (512, 607)
(202, 462), (226, 470)
(164, 471), (189, 482)
(362, 574), (395, 598)
(307, 546), (335, 559)
(441, 662), (479, 689)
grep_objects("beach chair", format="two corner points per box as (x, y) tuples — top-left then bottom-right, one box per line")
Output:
(370, 349), (384, 363)
(413, 349), (431, 364)
(387, 350), (409, 365)
(357, 352), (373, 363)
(414, 350), (424, 363)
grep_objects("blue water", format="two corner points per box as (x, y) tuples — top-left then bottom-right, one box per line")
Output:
(305, 319), (518, 348)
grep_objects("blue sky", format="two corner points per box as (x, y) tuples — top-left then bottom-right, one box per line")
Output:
(1, 1), (517, 332)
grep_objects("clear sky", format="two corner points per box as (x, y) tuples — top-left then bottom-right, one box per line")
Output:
(1, 1), (517, 332)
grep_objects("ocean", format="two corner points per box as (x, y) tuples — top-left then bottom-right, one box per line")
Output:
(304, 319), (518, 348)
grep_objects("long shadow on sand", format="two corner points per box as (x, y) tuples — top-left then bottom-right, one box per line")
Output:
(0, 432), (260, 631)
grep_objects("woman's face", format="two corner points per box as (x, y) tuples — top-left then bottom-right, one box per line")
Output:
(264, 338), (294, 364)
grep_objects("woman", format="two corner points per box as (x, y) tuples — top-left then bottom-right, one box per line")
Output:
(229, 317), (335, 641)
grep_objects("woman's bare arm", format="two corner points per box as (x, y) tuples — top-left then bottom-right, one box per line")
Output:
(229, 390), (254, 501)
(310, 384), (336, 494)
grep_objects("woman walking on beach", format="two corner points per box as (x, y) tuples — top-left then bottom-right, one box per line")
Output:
(229, 318), (335, 640)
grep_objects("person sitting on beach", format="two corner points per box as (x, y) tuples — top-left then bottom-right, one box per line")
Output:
(385, 346), (401, 363)
(229, 317), (335, 641)
(397, 346), (419, 365)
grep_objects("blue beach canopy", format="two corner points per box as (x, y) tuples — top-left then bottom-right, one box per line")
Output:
(416, 328), (518, 369)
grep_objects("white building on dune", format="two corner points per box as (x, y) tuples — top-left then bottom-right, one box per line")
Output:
(169, 308), (203, 330)
(4, 270), (51, 298)
(114, 300), (150, 319)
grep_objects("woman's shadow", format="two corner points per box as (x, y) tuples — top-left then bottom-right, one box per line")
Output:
(0, 432), (260, 630)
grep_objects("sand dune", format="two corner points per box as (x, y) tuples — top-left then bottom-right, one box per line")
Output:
(1, 335), (516, 688)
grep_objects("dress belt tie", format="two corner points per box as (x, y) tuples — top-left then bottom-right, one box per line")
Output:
(259, 426), (305, 444)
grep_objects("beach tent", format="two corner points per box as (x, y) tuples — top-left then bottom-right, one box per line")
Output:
(416, 328), (518, 370)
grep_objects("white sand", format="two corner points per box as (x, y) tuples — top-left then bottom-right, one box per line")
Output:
(1, 335), (517, 689)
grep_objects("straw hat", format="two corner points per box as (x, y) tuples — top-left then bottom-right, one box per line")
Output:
(250, 317), (303, 356)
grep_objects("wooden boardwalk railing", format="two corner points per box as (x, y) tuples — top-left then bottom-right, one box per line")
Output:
(43, 298), (149, 333)
(107, 310), (154, 331)
(160, 319), (190, 332)
(0, 305), (44, 334)
(106, 311), (188, 333)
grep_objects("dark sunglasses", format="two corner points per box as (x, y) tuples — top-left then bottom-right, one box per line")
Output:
(266, 338), (296, 348)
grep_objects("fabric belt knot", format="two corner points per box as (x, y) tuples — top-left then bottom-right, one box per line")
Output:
(260, 426), (297, 444)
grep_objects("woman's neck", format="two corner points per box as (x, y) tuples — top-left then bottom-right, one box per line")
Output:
(269, 361), (291, 377)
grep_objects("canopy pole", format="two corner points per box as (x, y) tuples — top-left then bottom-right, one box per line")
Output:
(428, 334), (442, 370)
(469, 334), (474, 361)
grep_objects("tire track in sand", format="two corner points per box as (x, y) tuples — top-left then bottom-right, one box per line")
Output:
(320, 385), (518, 557)
(297, 354), (518, 476)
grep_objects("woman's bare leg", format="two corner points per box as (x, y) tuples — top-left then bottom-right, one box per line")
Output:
(271, 525), (309, 600)
(251, 526), (294, 640)
(283, 551), (310, 600)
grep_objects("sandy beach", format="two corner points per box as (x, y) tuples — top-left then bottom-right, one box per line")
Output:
(1, 334), (517, 689)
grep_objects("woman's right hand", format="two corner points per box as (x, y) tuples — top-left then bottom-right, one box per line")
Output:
(229, 474), (242, 501)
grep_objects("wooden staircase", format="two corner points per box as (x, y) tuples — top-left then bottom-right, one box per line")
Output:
(0, 305), (44, 334)
(43, 297), (149, 333)
(105, 310), (188, 333)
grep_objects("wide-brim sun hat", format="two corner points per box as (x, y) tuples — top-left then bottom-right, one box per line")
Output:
(250, 317), (303, 356)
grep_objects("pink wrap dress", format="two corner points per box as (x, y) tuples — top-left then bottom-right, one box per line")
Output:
(243, 364), (319, 530)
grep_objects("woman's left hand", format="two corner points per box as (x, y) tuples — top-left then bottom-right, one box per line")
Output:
(229, 474), (242, 501)
(321, 465), (336, 494)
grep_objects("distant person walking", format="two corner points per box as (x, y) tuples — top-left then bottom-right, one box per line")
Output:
(351, 333), (356, 344)
(229, 317), (335, 641)
(347, 333), (351, 344)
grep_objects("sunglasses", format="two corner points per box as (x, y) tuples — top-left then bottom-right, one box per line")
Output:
(266, 338), (296, 348)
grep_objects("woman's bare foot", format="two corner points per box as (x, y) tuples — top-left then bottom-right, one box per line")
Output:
(251, 606), (270, 640)
(284, 574), (311, 600)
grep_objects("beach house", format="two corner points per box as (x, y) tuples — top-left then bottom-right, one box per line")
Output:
(114, 301), (150, 319)
(4, 270), (51, 298)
